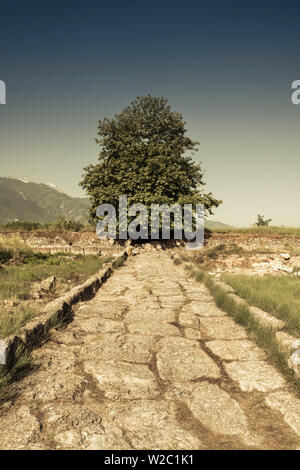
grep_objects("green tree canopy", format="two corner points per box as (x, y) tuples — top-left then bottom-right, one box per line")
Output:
(80, 95), (221, 230)
(255, 214), (272, 227)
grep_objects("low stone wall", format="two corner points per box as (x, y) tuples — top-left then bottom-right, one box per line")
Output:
(181, 259), (300, 379)
(213, 277), (300, 378)
(0, 250), (128, 369)
(205, 232), (300, 252)
(37, 245), (101, 255)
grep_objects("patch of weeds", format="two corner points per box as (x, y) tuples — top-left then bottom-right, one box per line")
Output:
(0, 348), (32, 402)
(112, 256), (126, 268)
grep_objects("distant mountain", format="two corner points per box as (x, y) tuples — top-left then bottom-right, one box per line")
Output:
(205, 220), (232, 230)
(0, 177), (89, 224)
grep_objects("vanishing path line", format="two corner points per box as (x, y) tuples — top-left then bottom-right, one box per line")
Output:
(0, 251), (300, 449)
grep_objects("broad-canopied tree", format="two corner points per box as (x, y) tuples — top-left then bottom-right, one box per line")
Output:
(80, 95), (221, 232)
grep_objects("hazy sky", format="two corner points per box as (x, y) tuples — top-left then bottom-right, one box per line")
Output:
(1, 1), (300, 226)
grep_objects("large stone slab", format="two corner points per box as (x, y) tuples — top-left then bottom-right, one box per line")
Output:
(159, 295), (185, 306)
(265, 391), (300, 437)
(128, 301), (161, 311)
(249, 306), (285, 331)
(0, 406), (41, 449)
(41, 403), (130, 449)
(79, 333), (155, 363)
(127, 321), (180, 337)
(178, 310), (200, 329)
(151, 288), (183, 297)
(104, 400), (202, 450)
(224, 361), (285, 392)
(166, 382), (249, 438)
(200, 317), (247, 340)
(184, 328), (202, 340)
(184, 302), (226, 317)
(157, 337), (220, 381)
(30, 342), (77, 373)
(80, 302), (128, 320)
(13, 370), (87, 402)
(73, 316), (125, 334)
(125, 308), (176, 324)
(206, 340), (266, 361)
(84, 361), (160, 400)
(186, 292), (215, 302)
(275, 331), (300, 354)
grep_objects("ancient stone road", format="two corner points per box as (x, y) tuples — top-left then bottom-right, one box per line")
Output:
(0, 252), (300, 449)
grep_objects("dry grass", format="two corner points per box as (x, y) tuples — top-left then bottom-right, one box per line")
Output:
(224, 273), (300, 337)
(181, 260), (300, 391)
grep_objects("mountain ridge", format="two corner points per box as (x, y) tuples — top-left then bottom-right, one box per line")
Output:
(0, 177), (89, 224)
(0, 177), (232, 228)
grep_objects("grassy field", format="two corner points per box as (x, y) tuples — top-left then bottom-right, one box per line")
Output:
(0, 236), (111, 338)
(224, 273), (300, 337)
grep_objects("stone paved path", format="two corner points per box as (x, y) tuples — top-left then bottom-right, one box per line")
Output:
(0, 252), (300, 449)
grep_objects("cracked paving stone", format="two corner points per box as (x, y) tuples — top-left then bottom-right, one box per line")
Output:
(84, 361), (160, 399)
(178, 310), (200, 329)
(166, 382), (252, 440)
(205, 339), (266, 361)
(200, 317), (247, 340)
(13, 371), (87, 402)
(49, 329), (84, 346)
(265, 391), (300, 437)
(157, 336), (220, 381)
(31, 343), (77, 372)
(159, 295), (185, 305)
(125, 308), (176, 324)
(127, 321), (180, 337)
(184, 302), (227, 317)
(151, 288), (183, 297)
(104, 400), (203, 449)
(73, 316), (125, 334)
(184, 328), (202, 340)
(84, 361), (160, 400)
(79, 302), (128, 320)
(186, 292), (215, 302)
(224, 361), (285, 392)
(41, 403), (130, 449)
(0, 406), (41, 449)
(127, 301), (161, 311)
(79, 333), (155, 363)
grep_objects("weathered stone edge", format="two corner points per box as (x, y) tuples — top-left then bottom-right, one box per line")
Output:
(214, 279), (300, 377)
(211, 278), (285, 330)
(211, 277), (300, 377)
(181, 260), (300, 378)
(0, 250), (128, 368)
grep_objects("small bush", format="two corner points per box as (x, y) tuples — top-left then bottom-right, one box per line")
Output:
(0, 235), (34, 263)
